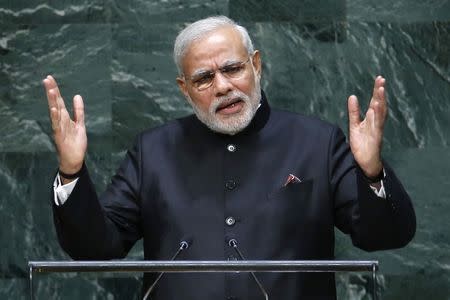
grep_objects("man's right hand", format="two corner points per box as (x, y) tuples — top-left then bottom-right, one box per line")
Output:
(43, 75), (87, 183)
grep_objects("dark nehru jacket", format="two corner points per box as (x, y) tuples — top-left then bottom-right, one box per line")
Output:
(52, 91), (416, 299)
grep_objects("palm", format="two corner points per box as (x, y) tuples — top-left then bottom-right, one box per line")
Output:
(43, 75), (87, 174)
(54, 112), (87, 169)
(347, 76), (387, 178)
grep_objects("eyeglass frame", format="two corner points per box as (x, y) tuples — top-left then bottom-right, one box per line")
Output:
(181, 56), (253, 91)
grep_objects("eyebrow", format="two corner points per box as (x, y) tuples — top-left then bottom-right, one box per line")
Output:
(190, 59), (242, 77)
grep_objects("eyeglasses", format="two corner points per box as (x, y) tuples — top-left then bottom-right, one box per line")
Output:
(184, 57), (251, 91)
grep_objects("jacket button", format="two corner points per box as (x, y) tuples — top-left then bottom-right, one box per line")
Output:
(227, 144), (236, 152)
(226, 180), (236, 190)
(225, 216), (236, 226)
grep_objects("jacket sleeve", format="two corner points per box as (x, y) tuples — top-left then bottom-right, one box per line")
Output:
(52, 135), (143, 260)
(330, 126), (416, 251)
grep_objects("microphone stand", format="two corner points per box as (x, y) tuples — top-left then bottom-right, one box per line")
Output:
(142, 241), (189, 300)
(229, 239), (269, 300)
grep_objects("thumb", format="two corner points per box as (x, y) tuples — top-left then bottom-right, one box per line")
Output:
(73, 95), (85, 126)
(347, 95), (361, 129)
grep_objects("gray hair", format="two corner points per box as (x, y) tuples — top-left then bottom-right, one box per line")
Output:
(173, 16), (254, 75)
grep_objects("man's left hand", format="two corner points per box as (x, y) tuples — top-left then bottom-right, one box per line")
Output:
(347, 75), (387, 178)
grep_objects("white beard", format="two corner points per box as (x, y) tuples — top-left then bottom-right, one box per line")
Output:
(186, 79), (261, 135)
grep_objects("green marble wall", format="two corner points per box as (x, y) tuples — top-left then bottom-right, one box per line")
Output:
(0, 1), (449, 299)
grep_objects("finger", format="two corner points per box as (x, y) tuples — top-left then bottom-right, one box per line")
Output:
(47, 89), (62, 125)
(374, 85), (387, 118)
(366, 107), (376, 130)
(44, 80), (58, 113)
(373, 93), (387, 130)
(49, 89), (71, 129)
(377, 85), (387, 114)
(73, 95), (85, 126)
(44, 75), (61, 98)
(50, 107), (60, 132)
(371, 75), (386, 103)
(45, 75), (67, 110)
(347, 95), (361, 129)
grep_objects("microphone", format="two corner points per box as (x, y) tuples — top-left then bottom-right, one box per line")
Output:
(142, 240), (190, 300)
(228, 239), (269, 300)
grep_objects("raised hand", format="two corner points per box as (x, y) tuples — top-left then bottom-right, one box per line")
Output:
(347, 76), (388, 179)
(43, 75), (87, 178)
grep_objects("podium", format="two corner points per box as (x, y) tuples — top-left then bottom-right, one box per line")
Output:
(28, 260), (379, 299)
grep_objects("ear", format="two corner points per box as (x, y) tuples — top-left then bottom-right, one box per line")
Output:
(176, 76), (189, 99)
(251, 50), (262, 78)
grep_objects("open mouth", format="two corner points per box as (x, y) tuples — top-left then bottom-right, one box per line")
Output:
(216, 98), (244, 114)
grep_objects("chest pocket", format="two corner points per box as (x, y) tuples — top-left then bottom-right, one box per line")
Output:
(265, 179), (317, 228)
(268, 179), (313, 201)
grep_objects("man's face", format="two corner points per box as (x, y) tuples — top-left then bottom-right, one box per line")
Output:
(177, 26), (262, 135)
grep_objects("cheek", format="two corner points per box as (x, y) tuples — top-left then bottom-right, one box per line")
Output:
(187, 91), (214, 110)
(236, 76), (256, 93)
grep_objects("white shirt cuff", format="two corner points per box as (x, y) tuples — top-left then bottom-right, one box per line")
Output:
(53, 174), (79, 206)
(369, 179), (386, 198)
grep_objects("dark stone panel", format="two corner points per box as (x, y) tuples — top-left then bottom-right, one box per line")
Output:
(347, 0), (450, 22)
(0, 24), (112, 152)
(0, 152), (146, 299)
(0, 277), (141, 300)
(230, 0), (347, 43)
(0, 153), (62, 282)
(111, 23), (192, 150)
(404, 21), (449, 76)
(336, 273), (381, 299)
(229, 0), (450, 23)
(0, 0), (112, 25)
(248, 21), (450, 149)
(382, 274), (450, 299)
(110, 0), (229, 24)
(335, 146), (450, 299)
(0, 278), (28, 300)
(0, 152), (113, 275)
(229, 0), (346, 22)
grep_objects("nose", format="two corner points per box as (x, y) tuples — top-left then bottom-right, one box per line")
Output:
(213, 71), (233, 97)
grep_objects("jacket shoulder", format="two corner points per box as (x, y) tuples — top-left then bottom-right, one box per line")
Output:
(270, 108), (340, 135)
(136, 114), (196, 142)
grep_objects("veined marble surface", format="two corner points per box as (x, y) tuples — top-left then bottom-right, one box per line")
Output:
(0, 1), (449, 299)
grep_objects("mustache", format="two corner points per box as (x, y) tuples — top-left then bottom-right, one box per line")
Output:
(210, 91), (250, 113)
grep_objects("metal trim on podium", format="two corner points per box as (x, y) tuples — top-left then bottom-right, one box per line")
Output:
(28, 260), (378, 300)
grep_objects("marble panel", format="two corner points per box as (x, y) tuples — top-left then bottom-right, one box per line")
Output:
(230, 0), (348, 43)
(347, 0), (450, 22)
(0, 277), (141, 300)
(229, 0), (450, 23)
(0, 0), (111, 25)
(0, 153), (108, 274)
(110, 0), (229, 24)
(335, 146), (450, 299)
(0, 151), (146, 299)
(248, 21), (450, 150)
(111, 23), (191, 150)
(229, 0), (346, 22)
(0, 23), (112, 152)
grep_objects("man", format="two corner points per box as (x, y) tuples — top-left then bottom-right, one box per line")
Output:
(44, 16), (415, 299)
